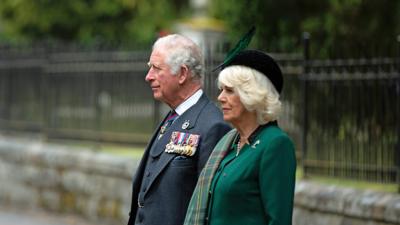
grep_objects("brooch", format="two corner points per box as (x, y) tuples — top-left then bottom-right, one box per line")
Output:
(251, 140), (260, 148)
(165, 131), (200, 156)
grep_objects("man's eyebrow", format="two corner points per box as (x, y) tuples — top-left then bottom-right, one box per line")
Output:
(148, 62), (163, 69)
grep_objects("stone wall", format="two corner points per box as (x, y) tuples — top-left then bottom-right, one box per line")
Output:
(0, 136), (399, 225)
(294, 181), (400, 225)
(0, 136), (138, 225)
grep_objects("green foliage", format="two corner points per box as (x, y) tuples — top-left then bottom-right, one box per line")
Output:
(1, 0), (399, 56)
(305, 0), (400, 58)
(210, 0), (305, 52)
(210, 0), (400, 58)
(0, 0), (189, 46)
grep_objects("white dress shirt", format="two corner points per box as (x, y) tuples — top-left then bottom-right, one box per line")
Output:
(174, 89), (203, 116)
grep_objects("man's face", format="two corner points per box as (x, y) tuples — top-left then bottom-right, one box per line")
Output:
(145, 49), (180, 106)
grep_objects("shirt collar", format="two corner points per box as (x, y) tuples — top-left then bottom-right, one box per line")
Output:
(174, 89), (203, 116)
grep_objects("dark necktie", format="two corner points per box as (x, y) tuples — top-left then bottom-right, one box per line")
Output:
(158, 111), (178, 139)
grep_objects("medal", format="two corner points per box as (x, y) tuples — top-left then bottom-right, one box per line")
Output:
(164, 131), (200, 156)
(182, 120), (190, 129)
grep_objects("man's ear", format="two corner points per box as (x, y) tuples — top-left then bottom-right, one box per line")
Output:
(178, 65), (189, 85)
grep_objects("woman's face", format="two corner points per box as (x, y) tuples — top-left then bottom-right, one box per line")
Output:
(217, 85), (247, 124)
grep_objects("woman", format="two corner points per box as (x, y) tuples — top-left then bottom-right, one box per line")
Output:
(184, 50), (296, 225)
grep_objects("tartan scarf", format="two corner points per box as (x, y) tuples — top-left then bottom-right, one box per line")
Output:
(184, 129), (238, 225)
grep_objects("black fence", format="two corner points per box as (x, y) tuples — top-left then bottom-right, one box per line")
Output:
(300, 36), (400, 190)
(0, 48), (155, 144)
(0, 39), (398, 190)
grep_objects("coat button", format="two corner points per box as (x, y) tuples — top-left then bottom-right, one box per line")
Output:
(151, 156), (159, 162)
(138, 200), (144, 208)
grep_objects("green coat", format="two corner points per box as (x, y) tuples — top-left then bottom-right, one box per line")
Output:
(206, 123), (296, 225)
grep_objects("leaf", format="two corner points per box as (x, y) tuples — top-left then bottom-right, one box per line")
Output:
(213, 26), (256, 71)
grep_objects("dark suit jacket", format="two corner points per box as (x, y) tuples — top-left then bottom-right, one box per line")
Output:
(128, 93), (231, 225)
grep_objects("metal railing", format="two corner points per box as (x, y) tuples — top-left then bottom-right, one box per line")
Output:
(300, 34), (400, 191)
(0, 48), (155, 145)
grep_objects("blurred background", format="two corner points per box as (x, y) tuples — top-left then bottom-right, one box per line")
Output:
(0, 0), (399, 224)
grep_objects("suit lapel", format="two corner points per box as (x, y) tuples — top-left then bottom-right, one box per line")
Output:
(130, 113), (169, 215)
(149, 94), (209, 157)
(132, 112), (169, 183)
(144, 94), (210, 196)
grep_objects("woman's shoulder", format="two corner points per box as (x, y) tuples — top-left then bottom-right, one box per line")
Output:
(261, 123), (288, 135)
(257, 125), (296, 164)
(259, 123), (293, 144)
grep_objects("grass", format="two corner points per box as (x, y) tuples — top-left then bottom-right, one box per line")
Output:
(296, 167), (399, 193)
(47, 139), (145, 159)
(96, 144), (145, 159)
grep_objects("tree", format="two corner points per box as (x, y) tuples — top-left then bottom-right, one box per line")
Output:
(302, 0), (400, 58)
(0, 0), (190, 47)
(210, 0), (400, 57)
(210, 0), (305, 52)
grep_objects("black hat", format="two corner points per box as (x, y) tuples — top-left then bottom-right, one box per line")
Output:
(212, 26), (283, 93)
(222, 49), (283, 93)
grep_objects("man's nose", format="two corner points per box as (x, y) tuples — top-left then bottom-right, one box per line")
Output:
(145, 69), (153, 82)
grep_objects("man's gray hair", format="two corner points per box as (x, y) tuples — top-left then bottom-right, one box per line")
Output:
(153, 34), (204, 81)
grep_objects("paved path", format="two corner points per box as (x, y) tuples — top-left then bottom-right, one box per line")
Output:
(0, 206), (110, 225)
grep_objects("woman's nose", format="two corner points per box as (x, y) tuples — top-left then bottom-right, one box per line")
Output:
(217, 92), (225, 102)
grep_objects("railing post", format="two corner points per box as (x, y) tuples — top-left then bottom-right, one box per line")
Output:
(41, 51), (49, 141)
(396, 34), (400, 193)
(95, 74), (104, 145)
(0, 46), (12, 129)
(301, 32), (310, 178)
(5, 72), (12, 123)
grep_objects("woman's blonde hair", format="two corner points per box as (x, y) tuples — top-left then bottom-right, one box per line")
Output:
(218, 65), (282, 124)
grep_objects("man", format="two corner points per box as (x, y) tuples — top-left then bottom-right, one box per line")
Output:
(127, 34), (231, 225)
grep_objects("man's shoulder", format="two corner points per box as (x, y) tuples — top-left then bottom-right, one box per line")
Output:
(203, 99), (221, 110)
(195, 102), (230, 133)
(198, 100), (224, 120)
(185, 94), (228, 129)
